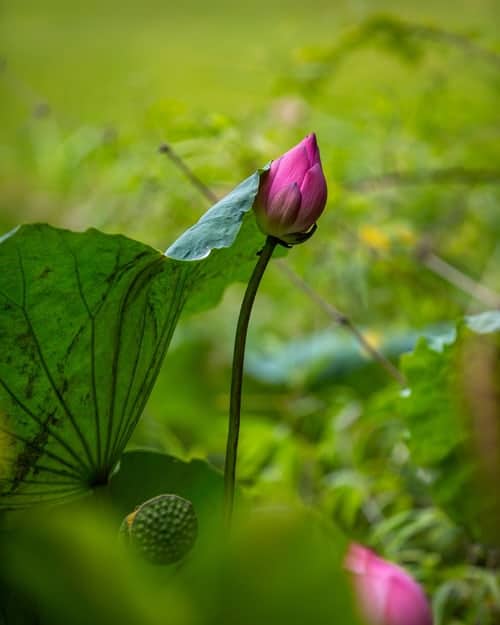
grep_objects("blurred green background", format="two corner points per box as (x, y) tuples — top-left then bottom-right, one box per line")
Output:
(1, 0), (500, 623)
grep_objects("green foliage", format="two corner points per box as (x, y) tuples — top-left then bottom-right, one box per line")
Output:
(1, 1), (500, 623)
(166, 169), (265, 261)
(399, 312), (500, 546)
(0, 171), (264, 508)
(0, 469), (359, 625)
(108, 450), (224, 529)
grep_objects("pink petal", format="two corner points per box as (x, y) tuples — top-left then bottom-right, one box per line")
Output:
(267, 145), (310, 199)
(255, 182), (302, 238)
(345, 543), (372, 574)
(268, 182), (302, 226)
(384, 575), (433, 625)
(345, 544), (433, 625)
(294, 163), (327, 231)
(303, 133), (320, 167)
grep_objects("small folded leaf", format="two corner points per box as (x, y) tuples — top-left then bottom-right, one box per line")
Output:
(166, 170), (261, 261)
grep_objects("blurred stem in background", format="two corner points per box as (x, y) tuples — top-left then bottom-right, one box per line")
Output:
(224, 235), (278, 523)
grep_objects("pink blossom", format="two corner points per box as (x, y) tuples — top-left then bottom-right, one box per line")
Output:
(345, 543), (433, 625)
(254, 133), (327, 244)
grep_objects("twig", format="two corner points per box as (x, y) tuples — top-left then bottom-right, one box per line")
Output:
(331, 15), (500, 72)
(158, 143), (218, 204)
(159, 142), (407, 386)
(0, 57), (51, 118)
(406, 21), (500, 70)
(345, 167), (500, 193)
(417, 247), (500, 309)
(299, 15), (500, 96)
(338, 218), (500, 310)
(275, 260), (407, 385)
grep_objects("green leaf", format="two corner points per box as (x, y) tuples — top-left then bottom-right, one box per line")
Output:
(400, 337), (466, 466)
(166, 170), (263, 261)
(399, 312), (500, 544)
(107, 450), (224, 534)
(465, 310), (500, 334)
(0, 171), (264, 508)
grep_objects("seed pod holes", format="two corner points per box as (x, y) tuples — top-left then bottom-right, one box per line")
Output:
(120, 494), (198, 565)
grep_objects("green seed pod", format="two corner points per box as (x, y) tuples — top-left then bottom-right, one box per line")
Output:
(120, 494), (198, 565)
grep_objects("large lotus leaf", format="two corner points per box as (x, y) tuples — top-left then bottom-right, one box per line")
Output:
(0, 170), (264, 508)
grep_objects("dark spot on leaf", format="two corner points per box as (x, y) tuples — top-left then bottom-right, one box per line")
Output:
(37, 266), (53, 279)
(10, 426), (49, 492)
(25, 373), (36, 399)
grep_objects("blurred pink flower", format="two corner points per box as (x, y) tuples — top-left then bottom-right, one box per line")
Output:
(345, 543), (433, 625)
(254, 133), (327, 244)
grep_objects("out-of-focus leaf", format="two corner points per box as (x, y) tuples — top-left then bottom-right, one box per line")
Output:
(107, 450), (223, 533)
(180, 507), (360, 625)
(0, 499), (360, 625)
(400, 311), (500, 545)
(246, 323), (452, 386)
(465, 310), (500, 334)
(0, 505), (190, 625)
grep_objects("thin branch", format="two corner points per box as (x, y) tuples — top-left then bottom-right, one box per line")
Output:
(416, 246), (500, 309)
(158, 143), (218, 204)
(331, 15), (500, 72)
(407, 21), (500, 70)
(160, 142), (407, 386)
(0, 57), (51, 118)
(275, 260), (407, 386)
(345, 167), (500, 193)
(337, 218), (500, 310)
(299, 15), (500, 97)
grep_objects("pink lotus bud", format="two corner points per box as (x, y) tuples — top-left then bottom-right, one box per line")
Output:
(254, 133), (327, 244)
(345, 543), (433, 625)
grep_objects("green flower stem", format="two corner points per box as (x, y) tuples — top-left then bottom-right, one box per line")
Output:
(224, 235), (278, 523)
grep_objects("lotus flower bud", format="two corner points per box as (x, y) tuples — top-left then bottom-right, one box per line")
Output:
(345, 543), (433, 625)
(254, 133), (327, 244)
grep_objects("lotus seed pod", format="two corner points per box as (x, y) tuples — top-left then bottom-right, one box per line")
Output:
(120, 494), (198, 565)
